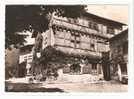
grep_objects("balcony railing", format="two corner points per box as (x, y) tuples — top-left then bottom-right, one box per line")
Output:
(55, 44), (102, 58)
(52, 18), (110, 39)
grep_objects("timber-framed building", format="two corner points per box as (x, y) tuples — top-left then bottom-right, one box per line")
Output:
(32, 12), (126, 81)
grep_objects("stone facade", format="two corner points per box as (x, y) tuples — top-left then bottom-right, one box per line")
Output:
(109, 29), (128, 81)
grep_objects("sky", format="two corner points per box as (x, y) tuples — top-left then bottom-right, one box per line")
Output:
(87, 5), (128, 24)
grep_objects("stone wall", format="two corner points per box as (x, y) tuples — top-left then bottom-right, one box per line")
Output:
(57, 69), (103, 83)
(110, 30), (128, 64)
(109, 30), (128, 80)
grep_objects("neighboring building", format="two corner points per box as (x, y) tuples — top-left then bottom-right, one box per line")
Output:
(109, 29), (128, 82)
(18, 44), (34, 77)
(32, 12), (126, 81)
(5, 30), (35, 78)
(17, 31), (35, 77)
(5, 44), (34, 78)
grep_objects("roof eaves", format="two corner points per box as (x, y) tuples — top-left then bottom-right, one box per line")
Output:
(109, 29), (128, 41)
(83, 12), (126, 26)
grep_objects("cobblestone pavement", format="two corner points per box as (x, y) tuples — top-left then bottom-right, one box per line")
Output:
(5, 78), (127, 92)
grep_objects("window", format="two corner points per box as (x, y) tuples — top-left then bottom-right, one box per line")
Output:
(88, 21), (94, 29)
(88, 21), (99, 31)
(107, 27), (114, 34)
(88, 21), (92, 28)
(68, 18), (78, 24)
(90, 43), (95, 51)
(94, 23), (99, 31)
(70, 33), (80, 48)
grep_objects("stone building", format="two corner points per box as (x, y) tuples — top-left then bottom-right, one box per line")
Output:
(109, 29), (128, 81)
(32, 12), (126, 81)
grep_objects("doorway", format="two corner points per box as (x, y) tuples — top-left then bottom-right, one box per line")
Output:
(70, 63), (81, 74)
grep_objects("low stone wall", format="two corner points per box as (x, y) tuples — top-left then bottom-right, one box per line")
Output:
(57, 74), (103, 83)
(57, 69), (103, 83)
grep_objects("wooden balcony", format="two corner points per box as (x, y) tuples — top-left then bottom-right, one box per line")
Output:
(51, 18), (110, 39)
(54, 44), (102, 59)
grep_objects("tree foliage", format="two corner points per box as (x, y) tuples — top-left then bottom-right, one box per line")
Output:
(6, 5), (87, 48)
(38, 46), (66, 66)
(31, 46), (66, 80)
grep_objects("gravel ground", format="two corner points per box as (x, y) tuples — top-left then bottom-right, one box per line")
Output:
(5, 80), (127, 92)
(41, 81), (127, 92)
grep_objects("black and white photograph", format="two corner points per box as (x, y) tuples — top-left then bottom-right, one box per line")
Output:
(4, 4), (129, 93)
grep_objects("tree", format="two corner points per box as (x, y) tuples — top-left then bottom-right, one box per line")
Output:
(5, 46), (20, 79)
(39, 46), (67, 65)
(6, 5), (87, 48)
